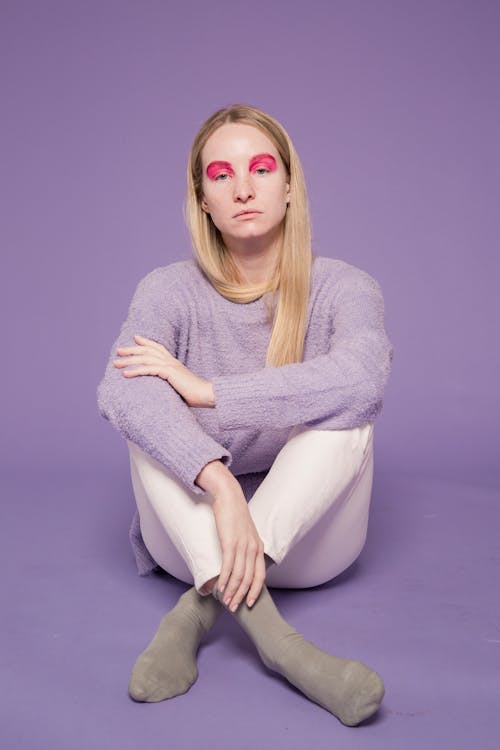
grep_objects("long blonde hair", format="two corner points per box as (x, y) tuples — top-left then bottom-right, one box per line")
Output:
(185, 104), (312, 367)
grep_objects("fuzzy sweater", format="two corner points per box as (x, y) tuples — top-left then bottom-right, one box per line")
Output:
(97, 255), (393, 574)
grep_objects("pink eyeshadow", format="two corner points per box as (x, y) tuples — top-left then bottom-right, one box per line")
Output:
(249, 153), (277, 172)
(206, 161), (234, 180)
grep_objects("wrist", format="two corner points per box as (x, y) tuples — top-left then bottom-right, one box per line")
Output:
(195, 459), (236, 496)
(206, 381), (215, 408)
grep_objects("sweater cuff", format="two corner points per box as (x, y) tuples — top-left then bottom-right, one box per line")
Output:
(177, 431), (232, 494)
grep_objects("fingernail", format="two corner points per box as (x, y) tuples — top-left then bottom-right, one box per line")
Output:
(218, 584), (225, 594)
(230, 602), (238, 612)
(247, 599), (254, 608)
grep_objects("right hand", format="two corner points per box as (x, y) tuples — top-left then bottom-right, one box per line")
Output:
(211, 484), (266, 612)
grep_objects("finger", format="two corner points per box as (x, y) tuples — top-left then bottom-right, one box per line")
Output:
(217, 545), (236, 596)
(116, 345), (147, 355)
(114, 356), (138, 367)
(229, 548), (258, 612)
(222, 545), (247, 607)
(113, 358), (158, 372)
(134, 335), (172, 355)
(122, 365), (168, 379)
(114, 353), (165, 366)
(246, 549), (266, 608)
(116, 347), (159, 358)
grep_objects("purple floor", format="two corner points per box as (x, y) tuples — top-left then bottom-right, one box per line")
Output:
(1, 467), (498, 749)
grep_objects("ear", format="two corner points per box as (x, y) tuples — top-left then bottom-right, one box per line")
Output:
(201, 195), (210, 213)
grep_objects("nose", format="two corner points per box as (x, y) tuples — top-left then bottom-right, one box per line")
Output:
(232, 171), (255, 203)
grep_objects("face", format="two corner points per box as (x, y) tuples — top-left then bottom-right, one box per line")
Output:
(200, 122), (290, 251)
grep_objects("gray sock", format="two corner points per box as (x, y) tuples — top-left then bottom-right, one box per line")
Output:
(129, 586), (221, 702)
(212, 581), (384, 726)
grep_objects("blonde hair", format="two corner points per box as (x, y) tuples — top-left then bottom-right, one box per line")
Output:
(185, 104), (312, 367)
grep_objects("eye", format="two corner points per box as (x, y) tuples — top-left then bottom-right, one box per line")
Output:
(249, 154), (277, 174)
(206, 161), (234, 181)
(252, 164), (271, 175)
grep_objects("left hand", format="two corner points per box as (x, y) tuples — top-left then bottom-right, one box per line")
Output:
(113, 334), (215, 408)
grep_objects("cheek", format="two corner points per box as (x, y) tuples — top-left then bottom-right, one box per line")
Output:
(201, 189), (220, 214)
(202, 181), (228, 206)
(207, 197), (225, 219)
(268, 183), (289, 212)
(202, 197), (227, 230)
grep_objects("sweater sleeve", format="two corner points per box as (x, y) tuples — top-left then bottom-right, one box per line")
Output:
(97, 267), (232, 494)
(211, 266), (393, 432)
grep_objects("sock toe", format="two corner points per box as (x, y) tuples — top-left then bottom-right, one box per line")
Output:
(128, 672), (196, 703)
(128, 676), (151, 702)
(338, 666), (385, 726)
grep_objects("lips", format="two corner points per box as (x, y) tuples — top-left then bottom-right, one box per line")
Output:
(233, 210), (262, 218)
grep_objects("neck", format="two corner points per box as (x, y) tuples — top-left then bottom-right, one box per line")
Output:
(223, 229), (282, 286)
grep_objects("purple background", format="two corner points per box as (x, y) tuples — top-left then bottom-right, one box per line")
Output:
(2, 1), (499, 748)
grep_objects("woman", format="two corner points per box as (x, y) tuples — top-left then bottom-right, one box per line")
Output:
(97, 104), (393, 726)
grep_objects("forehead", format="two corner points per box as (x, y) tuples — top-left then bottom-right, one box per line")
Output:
(201, 122), (278, 164)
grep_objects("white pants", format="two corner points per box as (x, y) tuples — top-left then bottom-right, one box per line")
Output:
(127, 423), (375, 593)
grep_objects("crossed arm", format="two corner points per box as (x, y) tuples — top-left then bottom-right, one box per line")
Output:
(113, 335), (265, 612)
(113, 333), (216, 408)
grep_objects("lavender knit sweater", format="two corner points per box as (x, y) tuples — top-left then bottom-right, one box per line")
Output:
(97, 255), (393, 574)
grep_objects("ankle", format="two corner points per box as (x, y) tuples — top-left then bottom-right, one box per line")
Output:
(267, 629), (304, 670)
